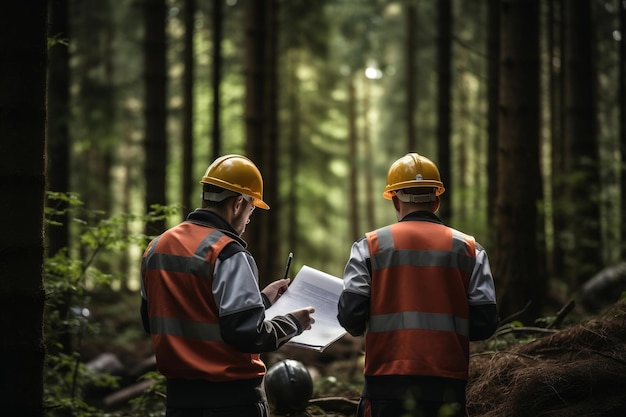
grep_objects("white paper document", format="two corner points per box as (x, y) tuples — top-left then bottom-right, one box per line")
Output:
(265, 265), (346, 352)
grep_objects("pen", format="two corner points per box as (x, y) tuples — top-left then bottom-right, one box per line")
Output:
(283, 252), (293, 279)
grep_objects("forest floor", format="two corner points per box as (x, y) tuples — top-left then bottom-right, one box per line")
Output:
(79, 292), (626, 416)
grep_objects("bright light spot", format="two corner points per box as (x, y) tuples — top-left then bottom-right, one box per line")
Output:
(365, 66), (383, 80)
(613, 30), (622, 42)
(329, 159), (348, 177)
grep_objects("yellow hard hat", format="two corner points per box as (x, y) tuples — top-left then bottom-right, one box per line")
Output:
(383, 153), (445, 200)
(200, 154), (270, 210)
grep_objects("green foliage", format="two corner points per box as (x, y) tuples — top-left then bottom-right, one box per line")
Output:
(43, 192), (173, 417)
(126, 372), (167, 417)
(48, 34), (69, 50)
(314, 374), (362, 399)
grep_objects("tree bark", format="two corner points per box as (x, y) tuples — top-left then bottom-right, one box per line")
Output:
(362, 78), (376, 231)
(548, 0), (565, 280)
(562, 0), (600, 286)
(487, 0), (500, 236)
(495, 0), (545, 323)
(618, 1), (626, 259)
(286, 50), (300, 256)
(182, 0), (195, 218)
(47, 0), (71, 257)
(0, 2), (47, 414)
(405, 0), (417, 150)
(436, 0), (452, 223)
(348, 78), (360, 241)
(244, 0), (279, 285)
(143, 0), (168, 235)
(212, 0), (223, 160)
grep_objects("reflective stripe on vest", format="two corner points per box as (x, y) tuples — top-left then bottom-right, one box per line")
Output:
(370, 228), (476, 274)
(364, 221), (476, 380)
(142, 224), (264, 382)
(143, 228), (226, 280)
(149, 316), (222, 341)
(369, 311), (469, 337)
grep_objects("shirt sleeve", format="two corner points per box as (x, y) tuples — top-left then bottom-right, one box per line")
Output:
(214, 252), (301, 352)
(337, 238), (371, 336)
(213, 252), (265, 316)
(468, 244), (498, 340)
(468, 246), (497, 306)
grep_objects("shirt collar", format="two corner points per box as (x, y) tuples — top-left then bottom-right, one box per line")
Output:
(185, 209), (247, 247)
(400, 210), (442, 224)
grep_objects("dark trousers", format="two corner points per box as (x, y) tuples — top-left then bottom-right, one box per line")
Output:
(358, 375), (468, 417)
(357, 397), (467, 417)
(165, 377), (268, 417)
(165, 401), (270, 417)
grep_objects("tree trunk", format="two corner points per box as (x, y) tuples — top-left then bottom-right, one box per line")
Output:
(348, 78), (360, 241)
(363, 78), (376, 230)
(182, 0), (195, 218)
(286, 50), (300, 256)
(0, 3), (47, 414)
(405, 0), (417, 150)
(618, 1), (626, 259)
(47, 0), (71, 257)
(263, 0), (280, 281)
(212, 0), (223, 160)
(487, 0), (500, 237)
(562, 0), (600, 286)
(143, 0), (168, 235)
(72, 1), (115, 214)
(436, 0), (452, 223)
(244, 0), (279, 285)
(548, 0), (564, 281)
(244, 0), (265, 269)
(494, 0), (545, 323)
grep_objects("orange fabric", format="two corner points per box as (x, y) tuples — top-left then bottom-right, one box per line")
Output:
(364, 221), (475, 380)
(142, 223), (264, 382)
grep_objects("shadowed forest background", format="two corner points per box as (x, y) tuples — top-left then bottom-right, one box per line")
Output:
(1, 0), (626, 416)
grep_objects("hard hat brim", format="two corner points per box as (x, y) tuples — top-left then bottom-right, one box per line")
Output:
(383, 181), (445, 200)
(200, 177), (270, 210)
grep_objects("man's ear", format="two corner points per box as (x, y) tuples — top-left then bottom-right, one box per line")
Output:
(433, 196), (440, 213)
(392, 196), (401, 212)
(234, 195), (245, 212)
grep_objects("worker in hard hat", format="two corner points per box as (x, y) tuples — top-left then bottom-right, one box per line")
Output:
(338, 153), (498, 417)
(140, 154), (315, 417)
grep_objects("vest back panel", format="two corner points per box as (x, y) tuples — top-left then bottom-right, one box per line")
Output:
(364, 221), (476, 380)
(142, 222), (264, 381)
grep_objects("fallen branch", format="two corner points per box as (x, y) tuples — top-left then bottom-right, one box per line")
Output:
(308, 396), (358, 415)
(547, 299), (576, 329)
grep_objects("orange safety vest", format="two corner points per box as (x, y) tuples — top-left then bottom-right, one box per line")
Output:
(364, 220), (476, 380)
(141, 223), (265, 382)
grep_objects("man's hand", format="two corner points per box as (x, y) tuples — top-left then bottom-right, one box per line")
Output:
(289, 307), (315, 331)
(261, 278), (290, 304)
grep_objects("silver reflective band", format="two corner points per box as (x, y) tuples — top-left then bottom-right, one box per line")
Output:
(369, 311), (469, 337)
(202, 189), (239, 201)
(395, 190), (436, 203)
(149, 316), (223, 341)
